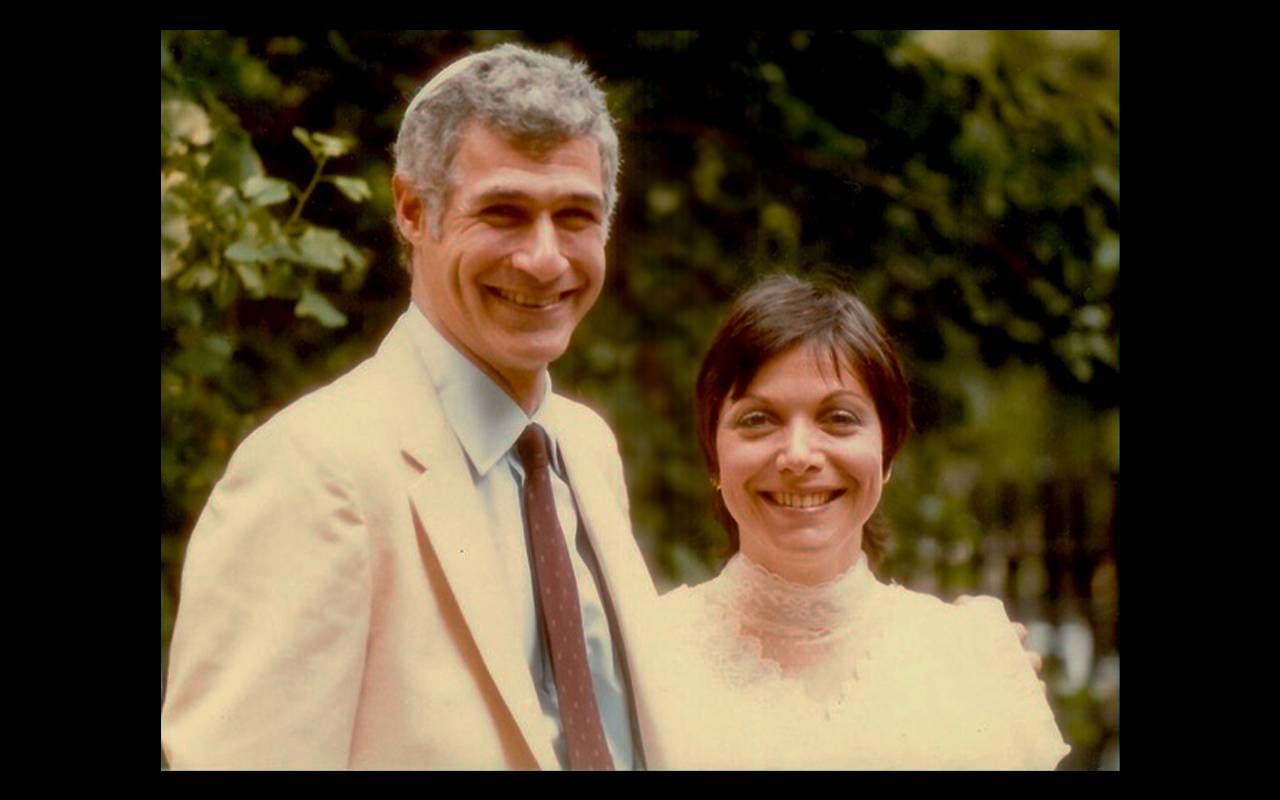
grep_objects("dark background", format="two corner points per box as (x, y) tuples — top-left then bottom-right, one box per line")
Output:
(161, 30), (1119, 770)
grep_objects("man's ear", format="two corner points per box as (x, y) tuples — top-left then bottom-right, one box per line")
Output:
(392, 173), (428, 243)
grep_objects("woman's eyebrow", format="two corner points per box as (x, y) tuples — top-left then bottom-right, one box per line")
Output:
(730, 389), (870, 407)
(825, 389), (872, 403)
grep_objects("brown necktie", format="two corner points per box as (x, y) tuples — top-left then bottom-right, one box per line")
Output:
(516, 424), (615, 771)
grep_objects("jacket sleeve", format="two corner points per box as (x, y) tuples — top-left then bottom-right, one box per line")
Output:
(162, 419), (372, 769)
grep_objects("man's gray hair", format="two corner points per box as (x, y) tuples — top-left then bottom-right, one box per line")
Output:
(394, 43), (620, 239)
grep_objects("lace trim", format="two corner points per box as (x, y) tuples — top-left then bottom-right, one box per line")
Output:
(669, 553), (892, 702)
(715, 552), (875, 638)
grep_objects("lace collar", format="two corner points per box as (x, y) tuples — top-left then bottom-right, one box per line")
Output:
(715, 552), (877, 647)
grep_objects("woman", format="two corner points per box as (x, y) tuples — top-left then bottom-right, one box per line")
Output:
(650, 274), (1069, 769)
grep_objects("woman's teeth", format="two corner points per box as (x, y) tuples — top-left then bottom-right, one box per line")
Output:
(767, 491), (837, 508)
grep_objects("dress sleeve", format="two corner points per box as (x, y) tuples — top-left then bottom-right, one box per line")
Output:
(161, 420), (372, 769)
(953, 595), (1071, 770)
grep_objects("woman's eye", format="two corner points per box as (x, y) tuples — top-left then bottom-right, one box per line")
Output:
(735, 411), (773, 430)
(824, 410), (863, 428)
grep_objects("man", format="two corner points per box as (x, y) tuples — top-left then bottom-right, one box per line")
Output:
(162, 44), (666, 770)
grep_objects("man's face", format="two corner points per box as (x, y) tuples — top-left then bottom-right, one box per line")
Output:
(399, 121), (607, 402)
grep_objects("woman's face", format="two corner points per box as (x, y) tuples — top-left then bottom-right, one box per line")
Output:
(715, 344), (888, 585)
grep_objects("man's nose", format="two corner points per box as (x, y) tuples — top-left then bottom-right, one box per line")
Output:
(776, 422), (822, 473)
(510, 214), (570, 282)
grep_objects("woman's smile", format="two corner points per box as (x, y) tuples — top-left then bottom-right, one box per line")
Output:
(759, 489), (846, 509)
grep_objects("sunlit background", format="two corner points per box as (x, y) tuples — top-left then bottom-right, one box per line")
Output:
(162, 30), (1119, 770)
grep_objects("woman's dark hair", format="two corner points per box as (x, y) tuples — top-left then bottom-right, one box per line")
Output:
(694, 273), (912, 569)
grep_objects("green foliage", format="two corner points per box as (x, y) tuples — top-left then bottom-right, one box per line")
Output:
(161, 32), (376, 693)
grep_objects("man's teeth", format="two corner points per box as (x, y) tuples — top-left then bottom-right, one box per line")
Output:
(769, 491), (835, 508)
(496, 288), (560, 308)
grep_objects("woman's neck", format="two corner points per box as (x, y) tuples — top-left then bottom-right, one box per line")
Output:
(721, 551), (872, 673)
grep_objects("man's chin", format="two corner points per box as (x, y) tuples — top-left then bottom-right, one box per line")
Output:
(491, 341), (570, 378)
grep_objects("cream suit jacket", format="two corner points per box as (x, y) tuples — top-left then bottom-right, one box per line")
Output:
(162, 310), (669, 769)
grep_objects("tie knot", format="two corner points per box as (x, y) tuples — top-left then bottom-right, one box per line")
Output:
(516, 424), (551, 470)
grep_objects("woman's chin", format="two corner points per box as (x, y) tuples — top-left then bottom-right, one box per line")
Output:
(746, 529), (862, 578)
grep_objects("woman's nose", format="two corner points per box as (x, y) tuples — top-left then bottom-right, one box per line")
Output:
(776, 422), (822, 473)
(510, 215), (570, 282)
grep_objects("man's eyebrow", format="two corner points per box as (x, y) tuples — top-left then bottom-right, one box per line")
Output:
(470, 187), (604, 209)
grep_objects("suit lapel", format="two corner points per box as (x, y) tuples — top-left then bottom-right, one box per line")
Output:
(407, 452), (559, 769)
(379, 313), (560, 770)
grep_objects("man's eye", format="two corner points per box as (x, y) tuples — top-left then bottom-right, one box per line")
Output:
(479, 205), (525, 225)
(556, 208), (600, 230)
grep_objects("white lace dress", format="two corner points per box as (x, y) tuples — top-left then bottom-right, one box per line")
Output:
(649, 553), (1069, 770)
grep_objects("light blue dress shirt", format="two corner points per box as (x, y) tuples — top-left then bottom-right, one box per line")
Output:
(406, 306), (639, 770)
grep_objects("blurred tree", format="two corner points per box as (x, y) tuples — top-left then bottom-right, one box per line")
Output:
(551, 30), (1119, 581)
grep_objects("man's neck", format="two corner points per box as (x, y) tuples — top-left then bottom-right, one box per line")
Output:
(409, 295), (545, 414)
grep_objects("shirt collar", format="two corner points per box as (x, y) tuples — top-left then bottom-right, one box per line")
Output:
(406, 304), (560, 476)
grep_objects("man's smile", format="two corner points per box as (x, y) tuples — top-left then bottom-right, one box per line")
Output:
(487, 286), (576, 309)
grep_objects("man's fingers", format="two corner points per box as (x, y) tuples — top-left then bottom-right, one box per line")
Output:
(1013, 622), (1029, 646)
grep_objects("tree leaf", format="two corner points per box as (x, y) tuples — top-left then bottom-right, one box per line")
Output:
(1074, 305), (1109, 331)
(162, 98), (213, 148)
(213, 269), (238, 308)
(761, 201), (800, 250)
(292, 226), (364, 272)
(233, 262), (266, 298)
(161, 250), (185, 281)
(647, 184), (681, 216)
(172, 333), (234, 378)
(241, 175), (292, 207)
(225, 223), (293, 264)
(225, 236), (274, 264)
(328, 175), (371, 203)
(177, 263), (219, 290)
(1091, 164), (1119, 203)
(207, 129), (265, 185)
(262, 263), (300, 297)
(311, 132), (353, 158)
(292, 127), (316, 153)
(295, 288), (347, 328)
(161, 208), (191, 253)
(1094, 233), (1119, 272)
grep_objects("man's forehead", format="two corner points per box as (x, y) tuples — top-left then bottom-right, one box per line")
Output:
(451, 123), (605, 204)
(459, 121), (598, 163)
